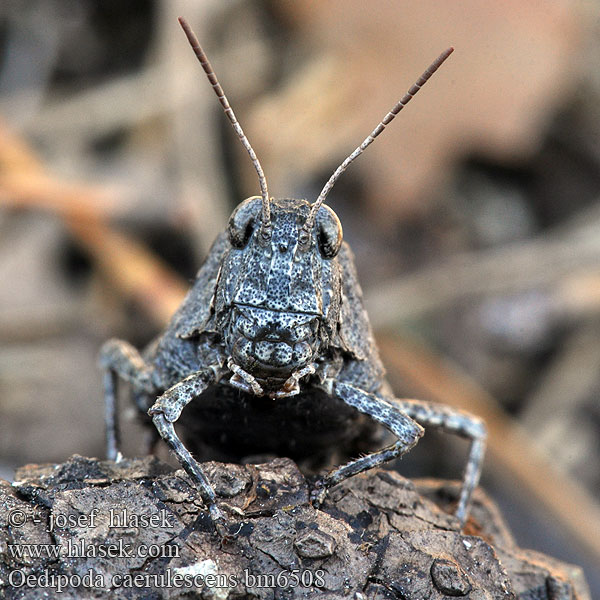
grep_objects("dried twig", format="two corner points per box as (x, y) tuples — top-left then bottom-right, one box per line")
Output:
(17, 67), (183, 140)
(0, 120), (188, 326)
(67, 217), (187, 326)
(366, 207), (600, 327)
(521, 323), (600, 479)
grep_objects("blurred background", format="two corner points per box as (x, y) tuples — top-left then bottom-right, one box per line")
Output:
(1, 0), (599, 591)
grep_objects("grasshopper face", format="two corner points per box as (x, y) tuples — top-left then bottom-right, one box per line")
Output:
(215, 197), (343, 390)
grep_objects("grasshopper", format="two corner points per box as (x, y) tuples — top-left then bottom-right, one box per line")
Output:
(100, 18), (486, 527)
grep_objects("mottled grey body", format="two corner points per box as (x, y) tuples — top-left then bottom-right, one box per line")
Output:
(100, 197), (486, 528)
(100, 20), (484, 530)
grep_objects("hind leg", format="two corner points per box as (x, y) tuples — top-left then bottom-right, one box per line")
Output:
(99, 339), (157, 461)
(392, 398), (487, 524)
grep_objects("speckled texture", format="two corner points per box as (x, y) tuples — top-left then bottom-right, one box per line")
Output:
(100, 198), (486, 524)
(0, 456), (591, 599)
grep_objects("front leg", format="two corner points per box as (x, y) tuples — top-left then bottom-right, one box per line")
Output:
(99, 339), (157, 461)
(311, 381), (424, 506)
(148, 367), (225, 523)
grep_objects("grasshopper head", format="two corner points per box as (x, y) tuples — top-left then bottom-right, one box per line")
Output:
(216, 197), (343, 389)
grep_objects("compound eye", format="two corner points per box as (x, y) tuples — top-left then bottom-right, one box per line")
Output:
(228, 196), (262, 248)
(316, 204), (343, 258)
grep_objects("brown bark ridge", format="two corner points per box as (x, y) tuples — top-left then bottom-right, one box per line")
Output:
(0, 455), (590, 599)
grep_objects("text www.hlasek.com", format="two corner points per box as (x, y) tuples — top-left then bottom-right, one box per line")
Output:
(8, 538), (179, 560)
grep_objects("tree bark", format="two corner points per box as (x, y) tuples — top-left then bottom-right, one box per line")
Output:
(0, 455), (591, 599)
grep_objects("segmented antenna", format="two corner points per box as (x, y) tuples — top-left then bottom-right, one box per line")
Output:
(178, 17), (271, 238)
(302, 47), (454, 238)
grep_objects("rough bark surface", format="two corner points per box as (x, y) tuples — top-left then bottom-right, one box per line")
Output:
(0, 455), (591, 599)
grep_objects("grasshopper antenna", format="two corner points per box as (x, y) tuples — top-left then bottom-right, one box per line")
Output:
(302, 47), (454, 239)
(178, 17), (271, 239)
